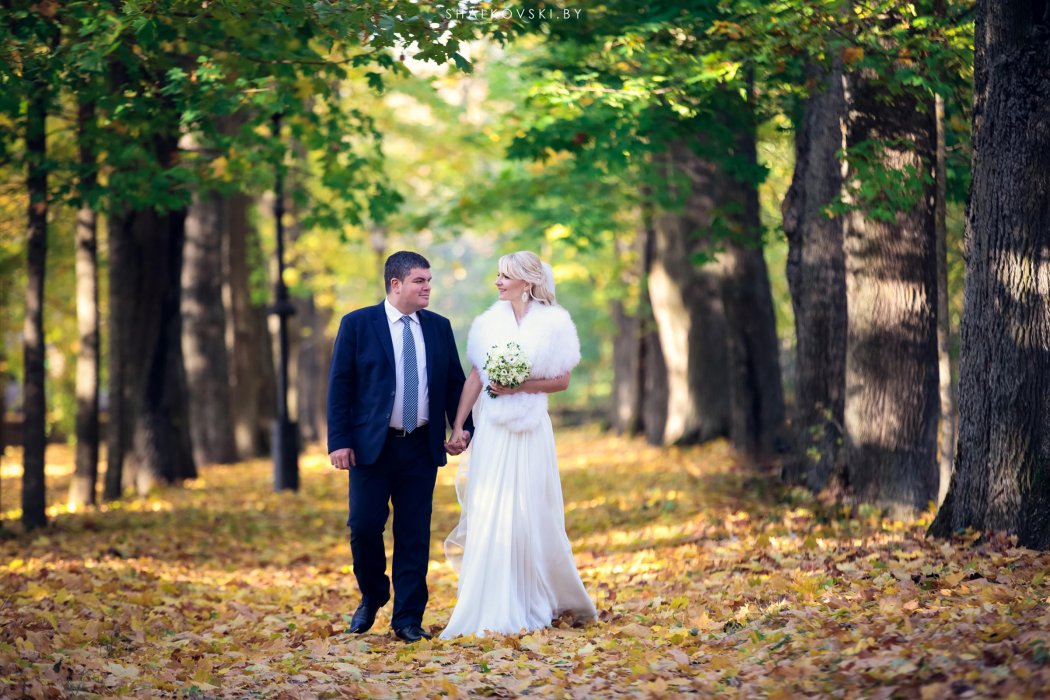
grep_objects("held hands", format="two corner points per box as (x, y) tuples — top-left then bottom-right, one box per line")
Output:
(444, 428), (471, 455)
(330, 447), (356, 470)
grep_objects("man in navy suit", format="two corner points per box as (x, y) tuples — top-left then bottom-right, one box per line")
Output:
(327, 251), (472, 642)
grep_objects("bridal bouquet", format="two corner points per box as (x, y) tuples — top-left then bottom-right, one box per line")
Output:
(483, 341), (531, 398)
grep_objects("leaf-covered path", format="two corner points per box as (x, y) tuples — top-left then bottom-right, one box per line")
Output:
(2, 429), (1050, 698)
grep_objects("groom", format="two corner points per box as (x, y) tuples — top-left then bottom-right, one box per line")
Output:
(327, 251), (472, 642)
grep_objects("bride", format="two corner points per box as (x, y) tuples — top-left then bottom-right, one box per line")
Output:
(440, 251), (597, 638)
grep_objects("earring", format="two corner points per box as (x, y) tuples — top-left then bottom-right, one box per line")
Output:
(521, 290), (529, 303)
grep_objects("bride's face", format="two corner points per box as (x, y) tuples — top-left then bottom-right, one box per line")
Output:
(495, 269), (528, 302)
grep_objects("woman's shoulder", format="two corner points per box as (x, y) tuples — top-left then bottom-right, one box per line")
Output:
(530, 302), (574, 328)
(469, 301), (510, 333)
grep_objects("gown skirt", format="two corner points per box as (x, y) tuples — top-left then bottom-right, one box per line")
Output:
(441, 406), (597, 638)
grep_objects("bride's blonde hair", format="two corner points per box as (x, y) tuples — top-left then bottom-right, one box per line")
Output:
(499, 251), (556, 305)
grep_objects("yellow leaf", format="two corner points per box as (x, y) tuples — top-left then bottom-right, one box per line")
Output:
(843, 46), (865, 64)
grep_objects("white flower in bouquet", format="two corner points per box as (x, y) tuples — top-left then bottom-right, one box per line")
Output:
(483, 341), (531, 398)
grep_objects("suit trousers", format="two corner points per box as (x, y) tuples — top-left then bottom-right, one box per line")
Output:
(348, 428), (438, 629)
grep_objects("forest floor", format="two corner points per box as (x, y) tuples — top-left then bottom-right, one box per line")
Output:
(2, 428), (1049, 698)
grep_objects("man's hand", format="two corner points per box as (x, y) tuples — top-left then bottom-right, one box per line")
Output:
(330, 447), (356, 470)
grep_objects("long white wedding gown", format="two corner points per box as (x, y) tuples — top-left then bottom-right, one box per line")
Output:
(440, 301), (597, 638)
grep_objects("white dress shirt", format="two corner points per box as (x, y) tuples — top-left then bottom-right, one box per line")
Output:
(384, 299), (429, 430)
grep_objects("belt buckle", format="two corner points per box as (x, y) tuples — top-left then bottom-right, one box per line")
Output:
(392, 427), (410, 438)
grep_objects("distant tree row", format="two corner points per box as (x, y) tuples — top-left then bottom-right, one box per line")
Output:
(497, 0), (1049, 548)
(1, 0), (476, 529)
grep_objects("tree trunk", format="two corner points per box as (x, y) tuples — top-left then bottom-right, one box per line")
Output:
(22, 75), (48, 531)
(647, 143), (730, 445)
(132, 203), (197, 492)
(104, 208), (130, 501)
(934, 92), (956, 507)
(781, 60), (848, 489)
(610, 298), (642, 435)
(721, 88), (785, 456)
(284, 148), (325, 446)
(929, 1), (1050, 549)
(224, 191), (276, 458)
(842, 71), (939, 519)
(182, 189), (237, 465)
(293, 294), (331, 445)
(637, 200), (668, 445)
(70, 96), (101, 509)
(609, 216), (648, 436)
(108, 164), (197, 496)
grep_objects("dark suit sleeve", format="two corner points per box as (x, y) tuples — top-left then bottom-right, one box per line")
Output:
(326, 314), (356, 453)
(444, 318), (474, 434)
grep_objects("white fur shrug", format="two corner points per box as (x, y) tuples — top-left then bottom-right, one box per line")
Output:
(466, 300), (581, 432)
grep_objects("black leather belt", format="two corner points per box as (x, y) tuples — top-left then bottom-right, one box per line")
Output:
(388, 424), (426, 438)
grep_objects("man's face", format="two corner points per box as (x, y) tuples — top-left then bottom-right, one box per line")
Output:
(390, 267), (432, 313)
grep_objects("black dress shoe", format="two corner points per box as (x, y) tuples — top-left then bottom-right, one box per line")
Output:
(393, 625), (432, 642)
(349, 600), (386, 634)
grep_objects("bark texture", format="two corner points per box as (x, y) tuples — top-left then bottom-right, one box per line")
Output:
(22, 75), (48, 530)
(930, 1), (1050, 549)
(648, 142), (730, 445)
(70, 96), (100, 509)
(293, 295), (331, 445)
(843, 72), (940, 518)
(934, 92), (956, 506)
(108, 184), (198, 495)
(182, 189), (237, 465)
(722, 101), (785, 456)
(610, 299), (643, 435)
(781, 60), (848, 489)
(224, 192), (276, 459)
(113, 202), (197, 495)
(609, 230), (644, 436)
(638, 199), (670, 445)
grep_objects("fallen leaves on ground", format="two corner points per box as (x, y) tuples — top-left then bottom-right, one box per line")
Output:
(1, 429), (1049, 698)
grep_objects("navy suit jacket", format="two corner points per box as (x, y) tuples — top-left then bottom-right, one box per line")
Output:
(326, 301), (471, 467)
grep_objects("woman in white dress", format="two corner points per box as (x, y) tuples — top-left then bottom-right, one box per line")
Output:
(440, 251), (597, 638)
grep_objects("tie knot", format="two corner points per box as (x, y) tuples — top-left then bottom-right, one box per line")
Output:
(400, 315), (412, 326)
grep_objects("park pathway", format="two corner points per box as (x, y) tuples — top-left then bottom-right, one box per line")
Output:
(2, 428), (1049, 697)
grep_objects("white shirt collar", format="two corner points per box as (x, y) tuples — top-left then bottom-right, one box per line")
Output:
(384, 299), (419, 325)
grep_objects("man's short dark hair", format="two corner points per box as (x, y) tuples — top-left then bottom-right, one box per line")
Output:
(384, 251), (430, 293)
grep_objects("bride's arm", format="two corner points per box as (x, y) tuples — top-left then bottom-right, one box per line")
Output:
(451, 367), (482, 434)
(489, 372), (570, 396)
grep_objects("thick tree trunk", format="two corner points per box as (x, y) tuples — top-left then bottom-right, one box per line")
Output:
(22, 79), (48, 531)
(934, 93), (956, 506)
(843, 72), (939, 519)
(70, 97), (100, 509)
(224, 191), (276, 458)
(127, 204), (197, 492)
(641, 316), (669, 447)
(104, 209), (130, 501)
(636, 201), (668, 445)
(610, 221), (645, 436)
(722, 94), (785, 456)
(930, 1), (1050, 549)
(182, 189), (237, 465)
(781, 60), (848, 489)
(103, 114), (196, 498)
(648, 143), (730, 445)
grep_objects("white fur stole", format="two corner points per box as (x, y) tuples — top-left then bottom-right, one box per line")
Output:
(466, 301), (581, 432)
